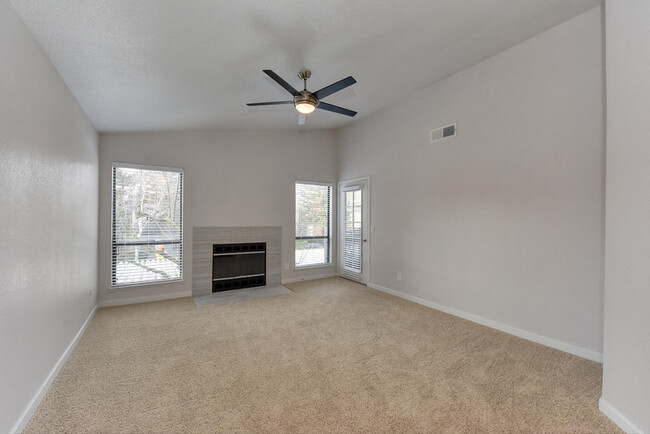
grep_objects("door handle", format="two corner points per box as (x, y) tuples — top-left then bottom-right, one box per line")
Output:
(363, 239), (368, 242)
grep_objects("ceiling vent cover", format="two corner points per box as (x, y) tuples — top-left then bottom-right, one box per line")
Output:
(430, 122), (457, 143)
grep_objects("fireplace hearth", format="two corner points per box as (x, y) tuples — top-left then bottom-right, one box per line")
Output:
(212, 242), (266, 292)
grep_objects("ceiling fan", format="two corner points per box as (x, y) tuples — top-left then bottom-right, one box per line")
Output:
(247, 70), (357, 125)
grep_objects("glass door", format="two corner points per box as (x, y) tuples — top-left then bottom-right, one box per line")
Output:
(339, 178), (369, 283)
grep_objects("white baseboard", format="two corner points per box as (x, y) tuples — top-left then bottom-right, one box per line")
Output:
(282, 272), (337, 284)
(98, 290), (191, 307)
(367, 282), (603, 363)
(11, 306), (97, 434)
(599, 398), (643, 433)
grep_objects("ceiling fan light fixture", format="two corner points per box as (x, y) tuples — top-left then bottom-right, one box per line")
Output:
(295, 101), (316, 114)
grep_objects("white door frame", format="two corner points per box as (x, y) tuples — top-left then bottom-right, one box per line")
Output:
(338, 176), (370, 284)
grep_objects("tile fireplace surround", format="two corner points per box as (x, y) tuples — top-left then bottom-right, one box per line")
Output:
(192, 226), (282, 297)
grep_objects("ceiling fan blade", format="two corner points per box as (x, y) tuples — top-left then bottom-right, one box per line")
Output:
(317, 102), (357, 117)
(246, 101), (293, 106)
(313, 76), (357, 100)
(298, 113), (307, 126)
(263, 70), (300, 96)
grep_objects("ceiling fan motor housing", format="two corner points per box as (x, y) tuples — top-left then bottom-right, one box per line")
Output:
(294, 91), (319, 108)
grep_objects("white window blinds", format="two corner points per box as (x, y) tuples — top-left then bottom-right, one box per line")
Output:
(343, 188), (362, 273)
(295, 182), (331, 267)
(111, 164), (183, 286)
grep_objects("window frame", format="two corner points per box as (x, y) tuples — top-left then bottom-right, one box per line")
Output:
(294, 180), (333, 269)
(110, 162), (184, 289)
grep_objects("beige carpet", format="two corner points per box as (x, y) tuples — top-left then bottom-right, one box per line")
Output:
(26, 277), (619, 433)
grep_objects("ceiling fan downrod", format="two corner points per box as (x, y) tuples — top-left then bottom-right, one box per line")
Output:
(298, 70), (311, 91)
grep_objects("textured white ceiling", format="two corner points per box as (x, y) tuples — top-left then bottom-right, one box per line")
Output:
(11, 0), (601, 132)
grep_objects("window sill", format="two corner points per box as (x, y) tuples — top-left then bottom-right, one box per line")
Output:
(109, 278), (184, 291)
(294, 263), (333, 271)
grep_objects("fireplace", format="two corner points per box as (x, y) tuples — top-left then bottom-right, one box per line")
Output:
(212, 242), (266, 292)
(192, 226), (281, 297)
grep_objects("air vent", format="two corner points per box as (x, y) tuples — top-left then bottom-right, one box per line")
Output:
(430, 122), (457, 143)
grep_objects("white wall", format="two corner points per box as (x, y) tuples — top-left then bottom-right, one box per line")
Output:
(338, 8), (604, 358)
(0, 1), (99, 432)
(601, 1), (650, 431)
(98, 130), (338, 304)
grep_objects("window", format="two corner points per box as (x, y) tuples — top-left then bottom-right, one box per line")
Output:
(111, 163), (183, 287)
(295, 181), (331, 267)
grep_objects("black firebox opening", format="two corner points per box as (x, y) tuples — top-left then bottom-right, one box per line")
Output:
(212, 243), (266, 292)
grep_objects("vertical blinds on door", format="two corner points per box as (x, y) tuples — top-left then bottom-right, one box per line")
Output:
(111, 164), (183, 286)
(342, 188), (362, 276)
